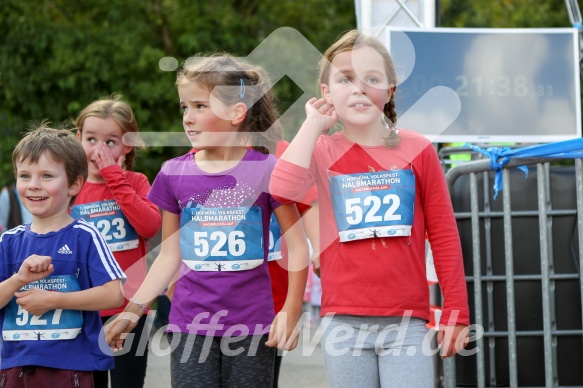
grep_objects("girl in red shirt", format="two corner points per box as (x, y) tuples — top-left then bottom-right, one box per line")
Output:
(72, 97), (162, 388)
(270, 30), (470, 387)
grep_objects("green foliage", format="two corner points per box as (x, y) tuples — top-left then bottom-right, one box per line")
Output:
(441, 0), (572, 27)
(1, 0), (579, 187)
(0, 0), (356, 186)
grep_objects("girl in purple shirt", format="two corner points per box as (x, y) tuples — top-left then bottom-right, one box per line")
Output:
(106, 54), (308, 388)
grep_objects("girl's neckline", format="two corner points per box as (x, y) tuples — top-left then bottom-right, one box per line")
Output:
(337, 130), (391, 148)
(191, 148), (251, 175)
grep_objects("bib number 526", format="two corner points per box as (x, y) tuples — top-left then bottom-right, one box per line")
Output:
(194, 231), (246, 257)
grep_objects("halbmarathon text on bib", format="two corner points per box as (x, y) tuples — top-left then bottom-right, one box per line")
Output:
(330, 170), (416, 242)
(70, 200), (139, 252)
(2, 275), (83, 341)
(180, 206), (264, 271)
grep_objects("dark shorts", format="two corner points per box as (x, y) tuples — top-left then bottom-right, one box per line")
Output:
(168, 332), (275, 388)
(0, 366), (93, 388)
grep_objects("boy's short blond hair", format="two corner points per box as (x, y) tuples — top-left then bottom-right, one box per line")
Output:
(12, 124), (88, 204)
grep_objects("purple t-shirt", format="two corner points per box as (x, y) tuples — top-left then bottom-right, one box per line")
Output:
(147, 149), (280, 336)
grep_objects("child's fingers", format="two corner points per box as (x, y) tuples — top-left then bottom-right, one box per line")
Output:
(283, 331), (300, 351)
(109, 334), (128, 351)
(266, 315), (281, 348)
(14, 290), (30, 299)
(25, 255), (51, 269)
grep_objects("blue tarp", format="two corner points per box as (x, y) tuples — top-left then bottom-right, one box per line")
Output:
(465, 138), (583, 199)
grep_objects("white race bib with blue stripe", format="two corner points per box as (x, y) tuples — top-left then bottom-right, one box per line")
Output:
(71, 200), (139, 252)
(267, 213), (283, 261)
(330, 170), (415, 242)
(180, 206), (264, 271)
(2, 275), (84, 341)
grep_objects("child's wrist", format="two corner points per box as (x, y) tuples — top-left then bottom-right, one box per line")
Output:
(304, 115), (328, 131)
(129, 298), (148, 313)
(10, 273), (27, 289)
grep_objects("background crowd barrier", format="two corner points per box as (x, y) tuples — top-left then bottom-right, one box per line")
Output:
(440, 153), (583, 388)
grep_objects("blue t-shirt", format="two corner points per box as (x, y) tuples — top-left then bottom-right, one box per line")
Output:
(0, 219), (125, 371)
(147, 149), (280, 336)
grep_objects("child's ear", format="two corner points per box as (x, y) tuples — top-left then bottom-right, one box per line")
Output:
(321, 84), (333, 105)
(68, 176), (84, 197)
(122, 144), (133, 157)
(386, 84), (395, 104)
(231, 102), (248, 126)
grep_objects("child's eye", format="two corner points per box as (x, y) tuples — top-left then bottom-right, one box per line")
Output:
(339, 77), (351, 84)
(106, 140), (116, 146)
(18, 174), (30, 180)
(367, 77), (379, 84)
(42, 174), (52, 179)
(196, 104), (206, 109)
(87, 137), (97, 144)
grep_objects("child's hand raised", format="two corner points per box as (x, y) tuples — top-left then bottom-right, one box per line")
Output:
(92, 142), (125, 170)
(305, 97), (338, 134)
(14, 255), (54, 286)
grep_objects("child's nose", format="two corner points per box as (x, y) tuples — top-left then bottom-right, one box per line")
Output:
(183, 110), (195, 124)
(28, 176), (41, 189)
(352, 79), (367, 94)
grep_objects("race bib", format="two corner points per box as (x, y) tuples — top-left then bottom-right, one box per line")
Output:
(267, 213), (283, 261)
(3, 275), (84, 341)
(330, 170), (415, 242)
(180, 206), (264, 271)
(71, 200), (139, 252)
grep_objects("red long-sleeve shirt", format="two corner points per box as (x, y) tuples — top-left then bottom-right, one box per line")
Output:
(269, 140), (318, 313)
(269, 130), (469, 326)
(73, 165), (161, 316)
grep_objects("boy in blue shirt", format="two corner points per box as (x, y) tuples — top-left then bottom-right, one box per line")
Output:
(0, 125), (125, 387)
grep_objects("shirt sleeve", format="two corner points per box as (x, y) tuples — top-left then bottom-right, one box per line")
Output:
(77, 221), (127, 286)
(101, 166), (162, 239)
(0, 236), (7, 281)
(270, 159), (317, 205)
(420, 145), (470, 326)
(147, 166), (181, 214)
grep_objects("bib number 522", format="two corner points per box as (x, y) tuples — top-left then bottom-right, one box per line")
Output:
(345, 195), (401, 225)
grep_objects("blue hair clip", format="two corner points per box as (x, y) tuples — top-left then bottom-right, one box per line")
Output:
(239, 78), (246, 99)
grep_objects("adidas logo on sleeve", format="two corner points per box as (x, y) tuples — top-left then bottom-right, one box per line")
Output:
(57, 244), (73, 255)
